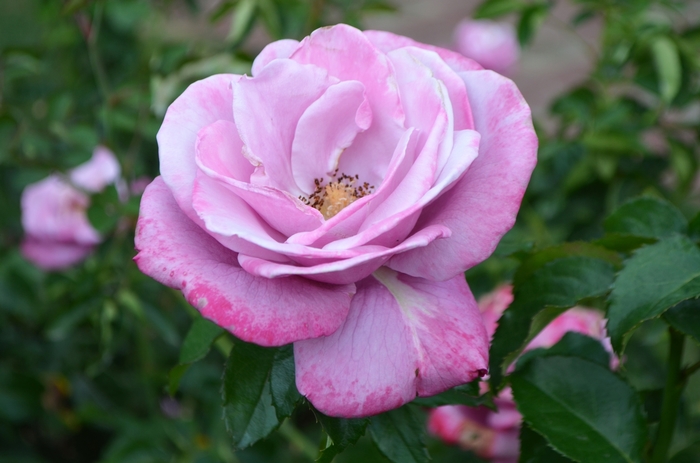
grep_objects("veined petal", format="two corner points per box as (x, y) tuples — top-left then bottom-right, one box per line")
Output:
(234, 59), (336, 195)
(388, 70), (537, 281)
(134, 177), (355, 346)
(294, 268), (488, 417)
(158, 74), (239, 220)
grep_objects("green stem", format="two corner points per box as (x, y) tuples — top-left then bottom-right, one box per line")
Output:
(683, 360), (700, 380)
(650, 328), (685, 463)
(86, 1), (112, 140)
(278, 419), (317, 461)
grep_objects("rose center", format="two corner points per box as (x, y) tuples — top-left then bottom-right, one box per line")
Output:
(299, 171), (375, 220)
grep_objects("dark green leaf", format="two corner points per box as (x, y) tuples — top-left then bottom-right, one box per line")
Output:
(269, 345), (301, 420)
(474, 0), (527, 18)
(688, 211), (700, 240)
(607, 235), (700, 352)
(222, 341), (280, 449)
(178, 317), (224, 364)
(664, 298), (700, 344)
(490, 255), (616, 388)
(517, 5), (548, 46)
(516, 332), (611, 369)
(603, 196), (687, 239)
(315, 412), (369, 463)
(411, 382), (493, 408)
(511, 356), (647, 463)
(368, 406), (430, 463)
(168, 364), (190, 397)
(669, 442), (700, 463)
(87, 184), (121, 234)
(519, 423), (574, 463)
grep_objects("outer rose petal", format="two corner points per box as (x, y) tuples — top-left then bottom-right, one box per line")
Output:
(69, 145), (121, 192)
(134, 177), (355, 346)
(251, 39), (300, 76)
(454, 20), (519, 76)
(21, 238), (93, 270)
(158, 74), (239, 220)
(294, 268), (488, 417)
(388, 70), (537, 281)
(363, 29), (483, 74)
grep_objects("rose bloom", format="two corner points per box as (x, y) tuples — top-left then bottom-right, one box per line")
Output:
(135, 24), (537, 417)
(428, 285), (615, 461)
(21, 146), (120, 270)
(454, 20), (519, 76)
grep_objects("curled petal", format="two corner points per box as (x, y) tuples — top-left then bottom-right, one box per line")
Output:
(135, 177), (355, 346)
(294, 268), (488, 417)
(69, 145), (121, 192)
(251, 38), (300, 76)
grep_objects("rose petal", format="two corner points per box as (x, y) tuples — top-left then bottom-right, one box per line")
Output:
(251, 39), (300, 76)
(294, 268), (488, 417)
(363, 29), (483, 74)
(388, 70), (537, 280)
(291, 24), (405, 188)
(196, 121), (323, 236)
(291, 80), (372, 195)
(69, 145), (120, 192)
(158, 74), (239, 220)
(239, 225), (450, 285)
(21, 238), (93, 270)
(134, 177), (355, 346)
(21, 176), (100, 245)
(234, 59), (336, 195)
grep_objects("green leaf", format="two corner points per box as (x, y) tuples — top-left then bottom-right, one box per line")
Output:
(228, 0), (257, 46)
(607, 235), (700, 352)
(315, 412), (369, 463)
(473, 0), (527, 18)
(603, 196), (687, 240)
(519, 423), (574, 463)
(490, 255), (616, 388)
(411, 382), (493, 408)
(269, 345), (301, 420)
(222, 340), (299, 448)
(651, 36), (681, 104)
(516, 332), (611, 369)
(87, 184), (121, 234)
(178, 317), (224, 364)
(511, 356), (647, 463)
(664, 299), (700, 344)
(368, 406), (430, 463)
(517, 5), (548, 46)
(688, 211), (700, 241)
(669, 442), (700, 463)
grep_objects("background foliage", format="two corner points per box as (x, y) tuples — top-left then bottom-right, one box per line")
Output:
(1, 0), (700, 462)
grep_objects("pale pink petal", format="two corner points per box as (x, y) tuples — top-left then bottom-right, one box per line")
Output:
(363, 29), (483, 74)
(69, 145), (120, 192)
(387, 70), (537, 281)
(527, 307), (605, 351)
(21, 238), (93, 270)
(194, 120), (254, 182)
(196, 121), (323, 236)
(251, 39), (300, 76)
(239, 225), (450, 285)
(291, 24), (405, 188)
(478, 284), (514, 340)
(21, 176), (100, 245)
(454, 20), (519, 76)
(291, 80), (372, 194)
(158, 74), (239, 220)
(233, 59), (336, 195)
(134, 177), (355, 346)
(294, 268), (488, 417)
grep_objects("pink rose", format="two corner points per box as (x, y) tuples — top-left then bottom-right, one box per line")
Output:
(135, 24), (537, 417)
(21, 146), (120, 270)
(429, 286), (615, 461)
(454, 20), (519, 76)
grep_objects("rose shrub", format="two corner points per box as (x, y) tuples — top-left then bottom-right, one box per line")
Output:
(428, 285), (615, 462)
(21, 146), (121, 270)
(454, 20), (520, 76)
(135, 24), (537, 417)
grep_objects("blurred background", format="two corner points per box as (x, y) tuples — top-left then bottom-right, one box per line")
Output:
(1, 0), (700, 462)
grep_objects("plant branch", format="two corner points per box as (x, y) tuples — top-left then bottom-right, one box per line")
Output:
(650, 328), (685, 463)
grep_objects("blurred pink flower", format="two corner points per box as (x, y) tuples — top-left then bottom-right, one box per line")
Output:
(454, 19), (519, 76)
(21, 146), (120, 270)
(428, 285), (615, 461)
(135, 24), (537, 417)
